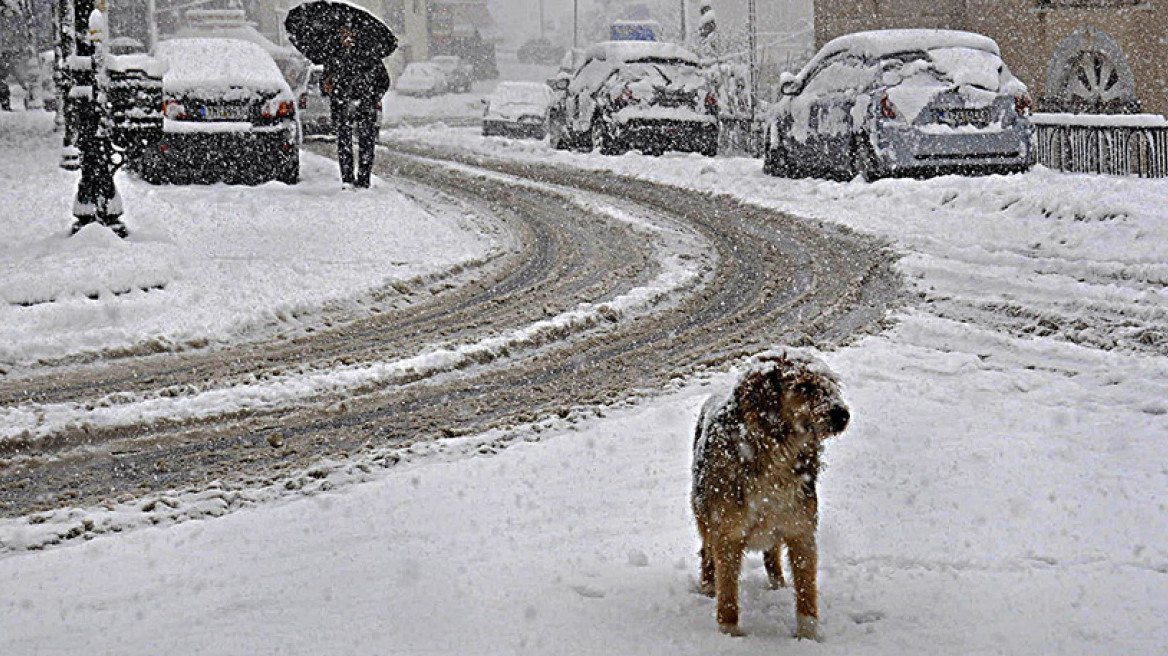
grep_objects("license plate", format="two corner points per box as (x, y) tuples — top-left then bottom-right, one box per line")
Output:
(202, 104), (249, 120)
(938, 108), (989, 126)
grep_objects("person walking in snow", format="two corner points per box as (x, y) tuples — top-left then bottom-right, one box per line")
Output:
(321, 25), (390, 189)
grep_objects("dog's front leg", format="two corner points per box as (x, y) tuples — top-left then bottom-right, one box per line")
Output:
(787, 534), (820, 640)
(713, 537), (746, 636)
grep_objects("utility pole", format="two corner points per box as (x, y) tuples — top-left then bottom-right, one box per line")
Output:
(747, 0), (757, 151)
(679, 0), (685, 45)
(573, 0), (578, 48)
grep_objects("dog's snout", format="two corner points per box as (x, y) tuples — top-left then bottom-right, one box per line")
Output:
(829, 406), (850, 432)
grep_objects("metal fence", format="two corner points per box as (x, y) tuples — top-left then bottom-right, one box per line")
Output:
(1035, 114), (1168, 177)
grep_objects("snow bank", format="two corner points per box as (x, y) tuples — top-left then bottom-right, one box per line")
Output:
(0, 112), (499, 368)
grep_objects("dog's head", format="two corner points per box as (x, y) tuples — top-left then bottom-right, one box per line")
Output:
(736, 349), (850, 441)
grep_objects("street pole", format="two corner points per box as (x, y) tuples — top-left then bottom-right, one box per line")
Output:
(679, 0), (685, 45)
(747, 0), (757, 153)
(573, 0), (578, 49)
(71, 0), (126, 237)
(538, 0), (544, 39)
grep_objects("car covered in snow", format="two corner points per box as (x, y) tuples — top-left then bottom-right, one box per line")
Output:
(481, 81), (552, 139)
(395, 62), (448, 97)
(429, 55), (474, 93)
(552, 40), (718, 156)
(297, 65), (331, 135)
(137, 38), (299, 184)
(763, 29), (1035, 180)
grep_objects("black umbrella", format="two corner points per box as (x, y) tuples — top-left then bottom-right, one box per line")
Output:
(284, 0), (398, 65)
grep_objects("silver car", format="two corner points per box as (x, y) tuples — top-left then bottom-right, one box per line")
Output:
(763, 29), (1035, 180)
(297, 65), (332, 135)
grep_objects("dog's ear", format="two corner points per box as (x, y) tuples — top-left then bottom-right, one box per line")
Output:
(736, 370), (769, 408)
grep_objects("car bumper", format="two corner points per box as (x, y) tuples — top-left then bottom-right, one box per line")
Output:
(614, 119), (717, 152)
(140, 126), (297, 179)
(301, 114), (332, 135)
(875, 124), (1036, 174)
(483, 119), (546, 138)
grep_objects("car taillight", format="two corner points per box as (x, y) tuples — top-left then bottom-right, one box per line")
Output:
(705, 91), (719, 114)
(880, 93), (897, 119)
(263, 99), (295, 118)
(163, 99), (186, 120)
(615, 86), (638, 108)
(298, 93), (307, 110)
(1014, 93), (1033, 117)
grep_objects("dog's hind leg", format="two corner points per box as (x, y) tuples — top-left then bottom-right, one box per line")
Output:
(698, 544), (715, 597)
(763, 542), (787, 589)
(787, 535), (820, 640)
(713, 537), (746, 636)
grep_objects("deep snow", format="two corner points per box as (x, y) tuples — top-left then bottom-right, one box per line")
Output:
(1, 97), (1167, 655)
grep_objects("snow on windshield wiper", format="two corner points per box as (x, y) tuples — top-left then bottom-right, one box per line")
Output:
(652, 65), (672, 85)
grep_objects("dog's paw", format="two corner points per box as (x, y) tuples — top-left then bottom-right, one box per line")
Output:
(795, 614), (821, 641)
(718, 623), (746, 638)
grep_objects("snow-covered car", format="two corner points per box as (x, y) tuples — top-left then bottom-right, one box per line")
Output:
(762, 29), (1035, 181)
(482, 81), (552, 139)
(429, 55), (474, 93)
(517, 38), (565, 66)
(297, 65), (331, 135)
(395, 62), (448, 97)
(137, 38), (299, 185)
(553, 40), (718, 156)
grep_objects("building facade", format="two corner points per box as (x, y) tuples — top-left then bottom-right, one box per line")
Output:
(814, 0), (1164, 115)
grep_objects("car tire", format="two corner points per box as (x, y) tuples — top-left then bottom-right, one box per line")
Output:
(762, 139), (792, 177)
(591, 117), (623, 155)
(699, 132), (718, 158)
(276, 149), (300, 185)
(850, 136), (879, 182)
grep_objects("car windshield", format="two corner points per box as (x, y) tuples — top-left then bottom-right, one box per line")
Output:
(616, 61), (703, 89)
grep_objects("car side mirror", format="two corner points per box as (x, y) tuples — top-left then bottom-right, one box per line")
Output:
(551, 78), (569, 91)
(779, 72), (800, 96)
(480, 97), (488, 105)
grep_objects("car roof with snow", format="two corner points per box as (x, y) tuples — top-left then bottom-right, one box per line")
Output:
(805, 29), (1001, 76)
(583, 40), (700, 66)
(156, 38), (290, 94)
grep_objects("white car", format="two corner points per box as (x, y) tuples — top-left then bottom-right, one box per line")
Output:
(297, 65), (332, 135)
(763, 29), (1035, 180)
(429, 55), (474, 93)
(552, 40), (718, 156)
(395, 62), (448, 97)
(482, 81), (552, 139)
(138, 38), (299, 185)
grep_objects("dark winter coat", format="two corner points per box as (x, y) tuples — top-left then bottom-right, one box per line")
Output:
(321, 56), (390, 106)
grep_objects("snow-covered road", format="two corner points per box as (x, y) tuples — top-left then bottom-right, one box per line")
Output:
(1, 111), (1166, 654)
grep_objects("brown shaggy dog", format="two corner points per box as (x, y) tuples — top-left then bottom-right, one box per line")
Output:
(691, 349), (850, 638)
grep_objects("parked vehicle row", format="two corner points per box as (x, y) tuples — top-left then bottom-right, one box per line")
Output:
(502, 29), (1036, 180)
(482, 81), (552, 139)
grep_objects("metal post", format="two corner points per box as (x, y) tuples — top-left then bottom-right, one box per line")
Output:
(71, 0), (125, 237)
(747, 0), (758, 154)
(573, 0), (578, 49)
(679, 0), (685, 44)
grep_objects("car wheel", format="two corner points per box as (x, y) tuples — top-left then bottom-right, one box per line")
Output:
(699, 132), (718, 158)
(850, 136), (879, 182)
(763, 140), (791, 177)
(592, 117), (624, 155)
(277, 149), (300, 184)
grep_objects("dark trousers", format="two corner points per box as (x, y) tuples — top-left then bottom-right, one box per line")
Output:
(331, 97), (378, 186)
